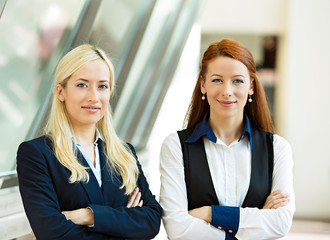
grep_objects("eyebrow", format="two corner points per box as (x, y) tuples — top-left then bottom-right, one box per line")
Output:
(76, 78), (109, 83)
(210, 74), (245, 78)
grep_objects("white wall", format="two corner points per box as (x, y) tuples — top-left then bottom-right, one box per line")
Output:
(199, 0), (330, 220)
(200, 0), (287, 34)
(276, 0), (330, 220)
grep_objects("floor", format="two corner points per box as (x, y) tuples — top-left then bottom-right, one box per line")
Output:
(153, 220), (330, 239)
(282, 220), (330, 240)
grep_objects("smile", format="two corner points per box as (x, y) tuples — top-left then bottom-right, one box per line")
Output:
(81, 105), (101, 112)
(217, 100), (236, 107)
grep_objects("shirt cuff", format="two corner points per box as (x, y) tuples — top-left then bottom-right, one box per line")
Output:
(86, 206), (95, 228)
(210, 205), (239, 235)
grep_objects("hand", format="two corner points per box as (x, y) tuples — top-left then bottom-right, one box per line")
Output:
(263, 189), (289, 209)
(31, 230), (36, 240)
(126, 187), (143, 208)
(62, 208), (94, 226)
(188, 206), (212, 223)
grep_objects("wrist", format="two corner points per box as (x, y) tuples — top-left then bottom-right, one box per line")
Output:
(203, 206), (212, 223)
(86, 207), (94, 226)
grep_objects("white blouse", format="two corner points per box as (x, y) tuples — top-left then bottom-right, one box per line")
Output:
(159, 132), (295, 240)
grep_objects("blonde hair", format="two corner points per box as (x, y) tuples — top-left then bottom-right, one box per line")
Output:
(45, 44), (139, 194)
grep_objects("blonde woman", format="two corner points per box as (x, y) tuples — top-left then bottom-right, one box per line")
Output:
(17, 44), (162, 240)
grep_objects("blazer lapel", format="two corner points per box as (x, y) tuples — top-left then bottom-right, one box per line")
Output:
(98, 142), (123, 204)
(76, 150), (104, 205)
(99, 143), (112, 201)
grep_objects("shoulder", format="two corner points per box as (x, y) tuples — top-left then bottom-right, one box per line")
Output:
(17, 136), (56, 173)
(161, 132), (181, 150)
(17, 135), (53, 156)
(125, 142), (136, 156)
(273, 134), (292, 153)
(160, 132), (185, 167)
(272, 134), (293, 166)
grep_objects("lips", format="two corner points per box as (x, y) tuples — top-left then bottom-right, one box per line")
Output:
(217, 100), (236, 107)
(81, 105), (101, 112)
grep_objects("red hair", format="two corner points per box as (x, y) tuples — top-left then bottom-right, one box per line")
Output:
(184, 39), (274, 133)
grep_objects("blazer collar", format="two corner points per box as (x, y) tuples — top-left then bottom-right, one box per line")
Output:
(76, 149), (105, 205)
(45, 135), (107, 205)
(98, 141), (123, 204)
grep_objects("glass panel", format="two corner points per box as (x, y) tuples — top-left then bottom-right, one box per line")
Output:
(113, 0), (183, 140)
(132, 0), (200, 145)
(89, 0), (152, 71)
(0, 0), (87, 173)
(113, 0), (201, 150)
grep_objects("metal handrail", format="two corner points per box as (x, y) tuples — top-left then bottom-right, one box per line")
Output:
(0, 170), (17, 189)
(0, 0), (7, 19)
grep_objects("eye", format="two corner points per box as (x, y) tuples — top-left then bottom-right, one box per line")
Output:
(211, 78), (223, 83)
(99, 84), (109, 89)
(233, 79), (244, 84)
(76, 83), (87, 88)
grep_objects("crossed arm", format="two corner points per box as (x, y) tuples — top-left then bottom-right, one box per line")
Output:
(160, 133), (295, 240)
(17, 140), (161, 240)
(188, 189), (290, 222)
(62, 186), (144, 225)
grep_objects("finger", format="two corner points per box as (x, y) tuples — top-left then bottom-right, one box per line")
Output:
(126, 188), (139, 207)
(61, 211), (69, 220)
(269, 197), (287, 207)
(268, 190), (282, 199)
(272, 198), (290, 209)
(271, 194), (289, 203)
(131, 192), (141, 207)
(267, 193), (288, 204)
(137, 200), (143, 207)
(269, 197), (289, 209)
(263, 193), (289, 209)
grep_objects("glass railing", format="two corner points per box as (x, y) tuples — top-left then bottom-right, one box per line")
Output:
(113, 0), (202, 150)
(88, 0), (156, 106)
(0, 0), (87, 174)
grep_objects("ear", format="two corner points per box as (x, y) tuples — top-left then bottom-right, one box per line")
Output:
(200, 76), (206, 94)
(56, 84), (65, 102)
(249, 78), (255, 95)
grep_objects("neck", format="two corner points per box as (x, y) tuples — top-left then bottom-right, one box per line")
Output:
(72, 124), (97, 145)
(209, 112), (244, 146)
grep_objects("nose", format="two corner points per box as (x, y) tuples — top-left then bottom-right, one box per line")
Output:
(222, 82), (233, 97)
(87, 87), (99, 102)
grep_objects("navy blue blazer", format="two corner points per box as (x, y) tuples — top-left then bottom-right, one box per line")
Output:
(16, 136), (162, 240)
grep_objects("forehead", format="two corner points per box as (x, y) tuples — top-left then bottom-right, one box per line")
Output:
(71, 59), (110, 80)
(206, 57), (249, 76)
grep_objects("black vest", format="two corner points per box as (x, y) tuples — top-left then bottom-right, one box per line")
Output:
(178, 127), (274, 210)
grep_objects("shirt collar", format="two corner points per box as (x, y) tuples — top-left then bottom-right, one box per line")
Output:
(239, 115), (252, 149)
(94, 128), (103, 144)
(186, 113), (252, 148)
(186, 113), (216, 143)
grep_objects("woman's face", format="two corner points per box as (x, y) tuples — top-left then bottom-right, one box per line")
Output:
(201, 56), (254, 120)
(57, 59), (111, 129)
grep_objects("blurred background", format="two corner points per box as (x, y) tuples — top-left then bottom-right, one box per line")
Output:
(0, 0), (329, 239)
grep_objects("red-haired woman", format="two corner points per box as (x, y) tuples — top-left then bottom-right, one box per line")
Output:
(160, 39), (295, 240)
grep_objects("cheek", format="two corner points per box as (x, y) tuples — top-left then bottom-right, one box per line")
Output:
(205, 85), (218, 96)
(238, 89), (250, 102)
(101, 94), (111, 105)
